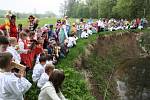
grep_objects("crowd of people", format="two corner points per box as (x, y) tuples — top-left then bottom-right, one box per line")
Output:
(0, 10), (148, 100)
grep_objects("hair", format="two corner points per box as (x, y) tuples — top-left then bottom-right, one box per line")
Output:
(45, 64), (55, 74)
(49, 69), (65, 93)
(29, 31), (35, 37)
(0, 52), (12, 69)
(39, 55), (47, 63)
(28, 15), (35, 19)
(10, 15), (16, 20)
(47, 54), (53, 61)
(19, 31), (27, 39)
(9, 37), (17, 44)
(0, 30), (4, 36)
(0, 36), (9, 44)
(50, 25), (53, 29)
(57, 19), (61, 23)
(61, 20), (66, 25)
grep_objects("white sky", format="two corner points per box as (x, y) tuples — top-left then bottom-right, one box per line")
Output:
(0, 0), (65, 15)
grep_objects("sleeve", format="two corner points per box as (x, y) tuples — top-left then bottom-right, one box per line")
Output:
(18, 41), (28, 54)
(37, 74), (49, 88)
(7, 76), (32, 97)
(46, 86), (61, 100)
(57, 91), (67, 100)
(17, 77), (32, 94)
(32, 66), (44, 82)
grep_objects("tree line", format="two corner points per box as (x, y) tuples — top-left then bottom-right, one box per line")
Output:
(61, 0), (150, 19)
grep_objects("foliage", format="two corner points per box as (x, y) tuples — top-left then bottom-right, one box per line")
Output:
(62, 0), (150, 19)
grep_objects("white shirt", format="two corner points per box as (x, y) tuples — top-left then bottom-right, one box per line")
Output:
(18, 39), (28, 54)
(38, 81), (66, 100)
(46, 60), (54, 65)
(32, 63), (45, 82)
(37, 73), (49, 88)
(67, 37), (76, 48)
(87, 30), (93, 35)
(7, 46), (21, 64)
(0, 72), (32, 100)
(81, 31), (89, 38)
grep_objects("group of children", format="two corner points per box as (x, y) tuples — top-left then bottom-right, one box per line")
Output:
(0, 10), (148, 100)
(0, 12), (70, 99)
(97, 18), (148, 32)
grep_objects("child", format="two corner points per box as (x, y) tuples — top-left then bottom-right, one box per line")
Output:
(32, 55), (47, 82)
(0, 36), (9, 52)
(71, 23), (77, 35)
(28, 15), (35, 31)
(38, 69), (66, 100)
(48, 25), (54, 38)
(67, 34), (77, 48)
(46, 54), (54, 65)
(7, 37), (21, 64)
(81, 29), (89, 39)
(0, 52), (32, 100)
(37, 64), (55, 88)
(87, 27), (93, 35)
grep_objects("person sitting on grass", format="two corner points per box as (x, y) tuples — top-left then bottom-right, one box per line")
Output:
(0, 52), (32, 100)
(32, 55), (47, 82)
(37, 64), (55, 88)
(81, 29), (89, 39)
(87, 27), (93, 35)
(38, 69), (67, 100)
(67, 34), (77, 48)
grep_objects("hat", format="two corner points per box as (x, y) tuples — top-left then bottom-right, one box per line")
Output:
(5, 10), (12, 18)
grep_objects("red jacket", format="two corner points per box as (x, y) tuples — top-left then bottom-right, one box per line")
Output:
(10, 23), (17, 38)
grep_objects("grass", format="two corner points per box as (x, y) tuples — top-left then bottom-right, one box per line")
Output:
(0, 17), (86, 27)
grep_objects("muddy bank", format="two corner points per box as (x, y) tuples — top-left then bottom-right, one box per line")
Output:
(115, 57), (150, 100)
(74, 31), (147, 100)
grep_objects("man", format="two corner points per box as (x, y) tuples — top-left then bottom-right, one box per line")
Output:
(9, 15), (17, 38)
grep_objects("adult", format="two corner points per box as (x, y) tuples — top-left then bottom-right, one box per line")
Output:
(59, 20), (68, 45)
(9, 15), (18, 38)
(64, 16), (70, 35)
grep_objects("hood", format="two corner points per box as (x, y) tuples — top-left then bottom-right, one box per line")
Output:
(41, 81), (53, 90)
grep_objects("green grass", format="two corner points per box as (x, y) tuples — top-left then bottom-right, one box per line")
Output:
(0, 17), (81, 27)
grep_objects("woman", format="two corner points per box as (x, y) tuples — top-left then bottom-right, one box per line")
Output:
(38, 69), (67, 100)
(59, 20), (68, 45)
(0, 52), (32, 100)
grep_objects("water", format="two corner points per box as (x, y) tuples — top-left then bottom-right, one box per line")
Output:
(114, 57), (150, 100)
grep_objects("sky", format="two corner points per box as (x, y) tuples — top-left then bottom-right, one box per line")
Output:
(0, 0), (65, 15)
